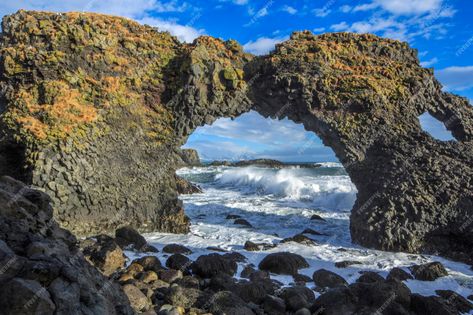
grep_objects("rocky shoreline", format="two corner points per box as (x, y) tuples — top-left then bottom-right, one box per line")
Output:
(1, 171), (472, 314)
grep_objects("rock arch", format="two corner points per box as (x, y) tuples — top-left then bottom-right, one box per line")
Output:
(0, 11), (472, 264)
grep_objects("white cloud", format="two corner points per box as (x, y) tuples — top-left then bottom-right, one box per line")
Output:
(184, 111), (333, 162)
(282, 5), (297, 15)
(0, 1), (203, 43)
(139, 17), (204, 42)
(243, 36), (288, 55)
(233, 0), (248, 5)
(354, 0), (443, 16)
(339, 5), (352, 13)
(313, 8), (331, 18)
(0, 0), (190, 20)
(420, 57), (438, 67)
(436, 66), (473, 91)
(330, 21), (349, 32)
(313, 27), (325, 33)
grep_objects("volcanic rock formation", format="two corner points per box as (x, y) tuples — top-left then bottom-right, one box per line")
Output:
(0, 10), (472, 263)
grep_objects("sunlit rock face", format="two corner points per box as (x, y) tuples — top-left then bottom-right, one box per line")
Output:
(1, 11), (472, 263)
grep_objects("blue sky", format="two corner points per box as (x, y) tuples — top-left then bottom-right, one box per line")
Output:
(1, 0), (472, 162)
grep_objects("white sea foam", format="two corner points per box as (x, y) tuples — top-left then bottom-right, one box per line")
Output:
(214, 166), (356, 210)
(132, 164), (473, 305)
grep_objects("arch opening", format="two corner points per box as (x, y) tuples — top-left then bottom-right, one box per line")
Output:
(177, 110), (358, 247)
(418, 112), (456, 141)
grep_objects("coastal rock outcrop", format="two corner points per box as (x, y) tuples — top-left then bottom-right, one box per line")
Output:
(0, 10), (472, 263)
(0, 176), (133, 314)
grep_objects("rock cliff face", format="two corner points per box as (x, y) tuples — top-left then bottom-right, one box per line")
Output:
(0, 11), (472, 263)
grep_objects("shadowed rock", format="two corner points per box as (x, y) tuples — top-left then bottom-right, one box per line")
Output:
(0, 176), (133, 314)
(259, 252), (309, 275)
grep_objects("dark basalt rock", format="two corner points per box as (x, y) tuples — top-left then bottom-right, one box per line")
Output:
(166, 254), (192, 273)
(279, 286), (316, 311)
(281, 234), (316, 246)
(387, 267), (414, 281)
(334, 260), (362, 268)
(310, 214), (326, 221)
(311, 277), (413, 315)
(410, 262), (449, 281)
(244, 240), (276, 251)
(312, 269), (348, 288)
(435, 290), (473, 313)
(263, 295), (286, 315)
(81, 235), (126, 276)
(234, 218), (253, 227)
(191, 253), (238, 278)
(133, 256), (163, 273)
(259, 252), (309, 275)
(175, 175), (202, 194)
(0, 176), (133, 314)
(208, 291), (255, 315)
(0, 11), (472, 265)
(356, 271), (385, 283)
(115, 226), (158, 252)
(162, 244), (192, 255)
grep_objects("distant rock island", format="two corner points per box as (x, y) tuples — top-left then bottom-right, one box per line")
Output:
(208, 158), (323, 168)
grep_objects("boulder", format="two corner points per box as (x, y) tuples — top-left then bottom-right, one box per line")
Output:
(234, 219), (253, 227)
(115, 226), (157, 252)
(387, 267), (414, 281)
(223, 252), (247, 263)
(236, 281), (270, 304)
(279, 286), (316, 311)
(158, 269), (183, 283)
(356, 271), (384, 283)
(243, 241), (275, 251)
(164, 286), (208, 309)
(175, 176), (202, 194)
(302, 228), (324, 235)
(293, 273), (313, 284)
(410, 262), (448, 281)
(226, 214), (242, 219)
(410, 294), (456, 315)
(263, 295), (286, 315)
(334, 260), (362, 268)
(436, 290), (473, 313)
(82, 235), (126, 276)
(259, 252), (309, 275)
(191, 254), (238, 278)
(312, 269), (348, 288)
(208, 291), (255, 315)
(162, 244), (192, 255)
(166, 254), (192, 272)
(281, 234), (316, 246)
(133, 256), (163, 273)
(310, 214), (326, 221)
(122, 284), (150, 312)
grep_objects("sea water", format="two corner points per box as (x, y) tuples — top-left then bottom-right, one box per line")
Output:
(128, 164), (473, 301)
